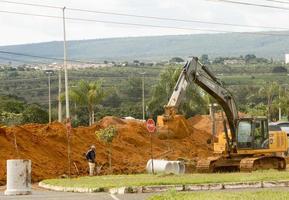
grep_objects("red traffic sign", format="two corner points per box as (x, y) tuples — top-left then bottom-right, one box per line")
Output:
(146, 119), (156, 133)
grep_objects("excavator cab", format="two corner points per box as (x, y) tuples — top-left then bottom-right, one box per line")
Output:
(237, 118), (269, 150)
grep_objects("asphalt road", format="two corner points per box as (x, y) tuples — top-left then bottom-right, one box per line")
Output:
(3, 185), (289, 200)
(0, 191), (154, 200)
(0, 186), (154, 200)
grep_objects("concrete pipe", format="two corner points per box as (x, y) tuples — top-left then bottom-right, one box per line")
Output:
(146, 159), (174, 174)
(5, 159), (32, 196)
(169, 161), (180, 174)
(176, 161), (186, 174)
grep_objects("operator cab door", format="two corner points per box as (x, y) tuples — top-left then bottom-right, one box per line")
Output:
(237, 119), (269, 149)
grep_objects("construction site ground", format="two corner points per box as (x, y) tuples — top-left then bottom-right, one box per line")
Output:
(0, 114), (219, 185)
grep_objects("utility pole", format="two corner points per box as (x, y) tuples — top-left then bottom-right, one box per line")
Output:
(45, 70), (53, 123)
(279, 85), (282, 121)
(62, 7), (70, 120)
(63, 6), (71, 178)
(58, 66), (62, 122)
(140, 72), (146, 120)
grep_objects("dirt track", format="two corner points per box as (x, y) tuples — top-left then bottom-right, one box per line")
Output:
(0, 115), (216, 185)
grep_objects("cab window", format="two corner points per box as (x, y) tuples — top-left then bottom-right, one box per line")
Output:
(237, 121), (253, 149)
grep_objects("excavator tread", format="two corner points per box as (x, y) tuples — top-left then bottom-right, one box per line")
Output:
(196, 156), (220, 173)
(240, 156), (286, 172)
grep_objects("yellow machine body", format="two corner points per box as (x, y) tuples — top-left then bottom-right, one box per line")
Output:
(214, 130), (288, 155)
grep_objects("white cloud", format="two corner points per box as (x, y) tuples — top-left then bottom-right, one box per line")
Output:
(0, 0), (289, 45)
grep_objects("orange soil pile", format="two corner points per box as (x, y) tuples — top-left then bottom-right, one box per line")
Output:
(188, 114), (224, 136)
(0, 115), (213, 185)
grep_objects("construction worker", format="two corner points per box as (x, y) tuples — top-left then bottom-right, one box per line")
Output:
(86, 145), (96, 176)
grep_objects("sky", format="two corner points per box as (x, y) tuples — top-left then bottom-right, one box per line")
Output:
(0, 0), (289, 46)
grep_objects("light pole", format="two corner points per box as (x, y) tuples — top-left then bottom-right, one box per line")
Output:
(140, 72), (146, 120)
(279, 85), (281, 121)
(62, 7), (71, 178)
(45, 70), (54, 123)
(58, 65), (62, 122)
(62, 7), (70, 120)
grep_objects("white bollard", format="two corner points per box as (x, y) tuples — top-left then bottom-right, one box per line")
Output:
(5, 159), (32, 196)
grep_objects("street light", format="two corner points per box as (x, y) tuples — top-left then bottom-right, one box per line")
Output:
(62, 7), (70, 120)
(45, 70), (54, 123)
(139, 72), (146, 121)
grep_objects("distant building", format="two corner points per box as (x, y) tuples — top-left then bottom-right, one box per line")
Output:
(224, 59), (245, 65)
(285, 54), (289, 64)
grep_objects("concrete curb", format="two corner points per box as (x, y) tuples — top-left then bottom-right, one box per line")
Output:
(39, 180), (289, 194)
(38, 182), (105, 193)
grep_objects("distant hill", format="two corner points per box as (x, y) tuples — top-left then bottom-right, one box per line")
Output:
(1, 31), (289, 63)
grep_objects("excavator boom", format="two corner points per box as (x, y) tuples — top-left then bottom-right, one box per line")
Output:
(166, 57), (238, 149)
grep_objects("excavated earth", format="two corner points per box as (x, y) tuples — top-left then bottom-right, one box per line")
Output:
(0, 115), (216, 185)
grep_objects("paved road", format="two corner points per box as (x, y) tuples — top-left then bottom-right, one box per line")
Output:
(0, 191), (154, 200)
(0, 186), (154, 200)
(3, 185), (289, 200)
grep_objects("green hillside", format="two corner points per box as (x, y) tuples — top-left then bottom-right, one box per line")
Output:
(1, 31), (289, 63)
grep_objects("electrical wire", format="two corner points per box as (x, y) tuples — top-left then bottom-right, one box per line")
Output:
(0, 0), (288, 30)
(208, 0), (289, 10)
(0, 9), (289, 36)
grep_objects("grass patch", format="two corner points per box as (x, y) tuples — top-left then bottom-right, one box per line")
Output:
(43, 170), (289, 189)
(149, 189), (289, 200)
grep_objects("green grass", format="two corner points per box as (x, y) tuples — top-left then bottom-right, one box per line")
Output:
(43, 170), (289, 189)
(149, 189), (289, 200)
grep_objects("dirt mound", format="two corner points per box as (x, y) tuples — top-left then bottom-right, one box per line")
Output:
(188, 114), (224, 136)
(98, 116), (126, 127)
(0, 115), (213, 185)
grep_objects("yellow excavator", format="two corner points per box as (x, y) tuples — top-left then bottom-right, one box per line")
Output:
(158, 57), (288, 172)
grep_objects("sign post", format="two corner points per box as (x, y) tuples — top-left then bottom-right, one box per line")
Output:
(146, 119), (156, 174)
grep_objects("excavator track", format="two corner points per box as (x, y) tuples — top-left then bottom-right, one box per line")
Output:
(196, 156), (220, 173)
(240, 156), (286, 172)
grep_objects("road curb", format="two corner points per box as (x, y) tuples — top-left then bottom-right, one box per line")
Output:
(39, 180), (289, 194)
(38, 182), (104, 193)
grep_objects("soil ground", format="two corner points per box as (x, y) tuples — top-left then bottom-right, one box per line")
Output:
(0, 115), (214, 185)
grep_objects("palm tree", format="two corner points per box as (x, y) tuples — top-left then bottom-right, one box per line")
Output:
(258, 81), (279, 120)
(70, 80), (105, 125)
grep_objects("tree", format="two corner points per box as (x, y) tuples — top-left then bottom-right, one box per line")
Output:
(200, 54), (209, 64)
(101, 90), (121, 108)
(258, 82), (279, 120)
(69, 80), (105, 126)
(272, 66), (287, 73)
(96, 125), (118, 174)
(22, 104), (49, 124)
(148, 67), (208, 118)
(245, 54), (256, 63)
(122, 76), (146, 102)
(169, 57), (184, 63)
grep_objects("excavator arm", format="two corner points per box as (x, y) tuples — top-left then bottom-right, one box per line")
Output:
(165, 57), (239, 149)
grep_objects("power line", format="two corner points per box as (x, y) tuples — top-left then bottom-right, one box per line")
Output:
(0, 50), (99, 64)
(0, 50), (171, 70)
(0, 10), (229, 33)
(64, 7), (288, 31)
(0, 0), (288, 30)
(208, 0), (289, 10)
(0, 0), (61, 9)
(262, 0), (289, 4)
(1, 9), (289, 37)
(0, 10), (289, 37)
(0, 56), (49, 64)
